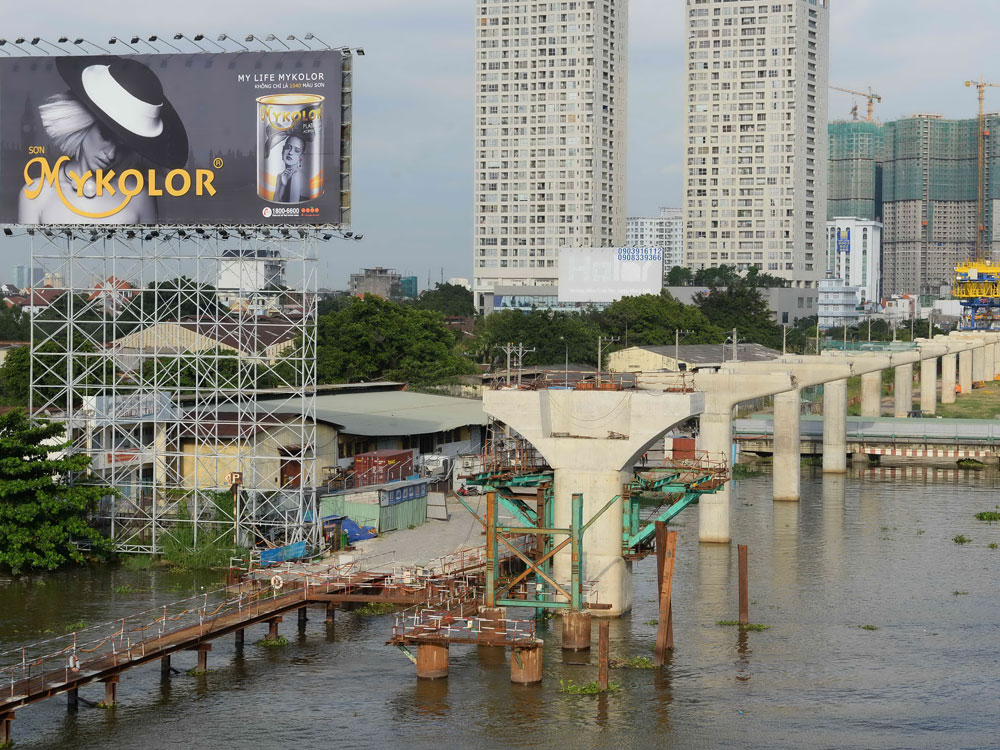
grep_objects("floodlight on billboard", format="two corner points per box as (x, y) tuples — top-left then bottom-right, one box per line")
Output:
(0, 49), (352, 226)
(557, 247), (664, 304)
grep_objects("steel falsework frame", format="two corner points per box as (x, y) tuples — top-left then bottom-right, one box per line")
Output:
(28, 224), (320, 554)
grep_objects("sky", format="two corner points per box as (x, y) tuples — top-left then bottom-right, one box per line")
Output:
(0, 0), (997, 290)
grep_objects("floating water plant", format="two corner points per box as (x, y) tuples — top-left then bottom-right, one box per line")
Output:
(716, 620), (769, 631)
(953, 535), (972, 545)
(617, 656), (656, 669)
(256, 636), (289, 648)
(356, 602), (395, 616)
(558, 679), (621, 694)
(975, 511), (1000, 523)
(858, 624), (879, 631)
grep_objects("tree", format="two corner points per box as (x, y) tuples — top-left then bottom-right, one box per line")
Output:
(0, 345), (29, 406)
(0, 305), (30, 341)
(0, 410), (113, 574)
(694, 281), (782, 349)
(316, 295), (477, 384)
(472, 309), (602, 367)
(665, 266), (693, 286)
(412, 282), (476, 318)
(598, 293), (724, 347)
(693, 265), (741, 287)
(743, 266), (788, 288)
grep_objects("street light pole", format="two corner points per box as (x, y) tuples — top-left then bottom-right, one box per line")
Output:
(560, 336), (568, 387)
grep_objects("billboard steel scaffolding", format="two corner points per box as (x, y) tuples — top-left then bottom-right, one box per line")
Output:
(28, 225), (319, 553)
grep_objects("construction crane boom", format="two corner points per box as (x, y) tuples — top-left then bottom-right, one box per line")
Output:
(964, 77), (1000, 263)
(829, 85), (882, 122)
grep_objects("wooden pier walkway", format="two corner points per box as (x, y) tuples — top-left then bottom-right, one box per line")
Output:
(0, 554), (493, 744)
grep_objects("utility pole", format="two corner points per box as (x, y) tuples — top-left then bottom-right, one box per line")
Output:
(560, 335), (569, 388)
(815, 323), (821, 355)
(928, 309), (934, 339)
(675, 329), (693, 370)
(514, 343), (535, 387)
(782, 324), (788, 355)
(597, 335), (620, 385)
(868, 316), (872, 343)
(731, 328), (739, 362)
(500, 342), (534, 387)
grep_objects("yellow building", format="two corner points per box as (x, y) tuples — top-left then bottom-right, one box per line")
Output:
(112, 319), (297, 364)
(607, 344), (781, 373)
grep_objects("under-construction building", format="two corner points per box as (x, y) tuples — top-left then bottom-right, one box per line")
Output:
(828, 114), (1000, 297)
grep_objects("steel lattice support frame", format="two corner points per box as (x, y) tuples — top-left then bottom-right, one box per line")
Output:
(28, 224), (319, 554)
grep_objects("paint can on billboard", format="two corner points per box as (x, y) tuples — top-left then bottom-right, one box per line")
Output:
(257, 93), (325, 204)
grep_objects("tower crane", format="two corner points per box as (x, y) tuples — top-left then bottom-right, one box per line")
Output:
(829, 85), (882, 122)
(953, 78), (1000, 330)
(964, 77), (1000, 262)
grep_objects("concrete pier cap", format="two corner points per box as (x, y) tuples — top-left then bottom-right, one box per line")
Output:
(691, 369), (796, 543)
(483, 388), (705, 617)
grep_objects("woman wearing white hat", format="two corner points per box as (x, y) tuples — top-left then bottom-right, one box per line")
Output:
(19, 55), (189, 224)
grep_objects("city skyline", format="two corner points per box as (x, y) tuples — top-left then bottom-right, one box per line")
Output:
(0, 0), (997, 288)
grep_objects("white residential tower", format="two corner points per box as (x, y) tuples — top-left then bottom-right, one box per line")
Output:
(683, 0), (830, 288)
(626, 207), (684, 270)
(473, 0), (628, 313)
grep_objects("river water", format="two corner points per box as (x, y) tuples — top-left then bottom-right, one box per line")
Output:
(2, 469), (999, 749)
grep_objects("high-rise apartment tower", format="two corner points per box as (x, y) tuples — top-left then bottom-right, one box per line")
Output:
(683, 0), (830, 288)
(828, 114), (1000, 296)
(626, 207), (684, 271)
(473, 0), (628, 312)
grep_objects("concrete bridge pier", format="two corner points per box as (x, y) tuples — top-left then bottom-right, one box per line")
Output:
(985, 343), (996, 381)
(972, 347), (986, 383)
(920, 358), (938, 415)
(484, 389), (704, 616)
(773, 389), (802, 501)
(959, 350), (973, 394)
(860, 371), (882, 417)
(822, 379), (848, 473)
(894, 364), (914, 418)
(941, 354), (957, 404)
(697, 411), (733, 543)
(692, 370), (797, 541)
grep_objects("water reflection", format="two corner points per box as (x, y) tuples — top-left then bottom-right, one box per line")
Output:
(771, 499), (799, 593)
(696, 543), (730, 625)
(735, 628), (751, 683)
(821, 473), (846, 576)
(412, 676), (449, 717)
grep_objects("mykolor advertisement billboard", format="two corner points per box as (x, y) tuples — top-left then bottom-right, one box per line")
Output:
(0, 50), (348, 225)
(558, 247), (664, 303)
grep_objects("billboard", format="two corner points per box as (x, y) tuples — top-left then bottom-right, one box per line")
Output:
(0, 50), (349, 226)
(837, 227), (850, 253)
(558, 247), (664, 303)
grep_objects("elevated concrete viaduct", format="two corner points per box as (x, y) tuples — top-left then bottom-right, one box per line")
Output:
(481, 332), (1000, 616)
